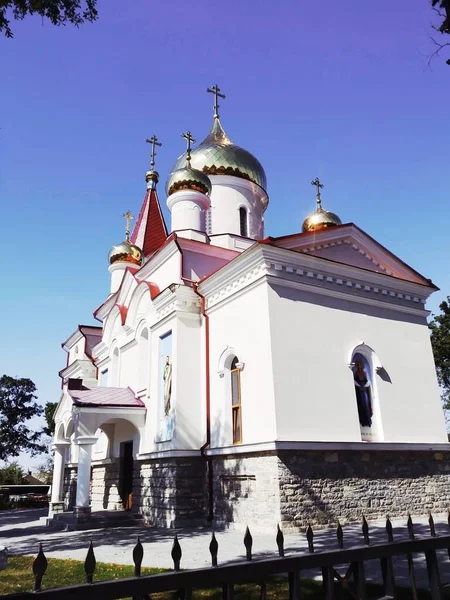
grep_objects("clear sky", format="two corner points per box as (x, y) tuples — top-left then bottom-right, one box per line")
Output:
(0, 0), (449, 470)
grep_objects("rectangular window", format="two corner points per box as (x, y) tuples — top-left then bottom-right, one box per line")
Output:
(231, 368), (242, 444)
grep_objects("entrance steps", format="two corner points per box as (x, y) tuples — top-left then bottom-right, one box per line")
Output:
(46, 510), (145, 531)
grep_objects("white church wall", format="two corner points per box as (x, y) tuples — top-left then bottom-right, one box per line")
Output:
(208, 281), (276, 447)
(118, 342), (139, 390)
(209, 176), (267, 240)
(174, 314), (204, 449)
(267, 284), (447, 444)
(140, 247), (181, 295)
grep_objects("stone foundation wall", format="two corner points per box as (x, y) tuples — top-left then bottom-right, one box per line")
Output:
(91, 460), (121, 511)
(212, 453), (281, 531)
(134, 457), (207, 527)
(62, 467), (77, 510)
(210, 449), (450, 532)
(278, 450), (450, 531)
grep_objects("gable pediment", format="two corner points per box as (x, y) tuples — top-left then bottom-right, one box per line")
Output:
(270, 224), (434, 287)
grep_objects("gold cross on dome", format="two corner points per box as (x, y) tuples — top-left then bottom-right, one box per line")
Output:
(311, 177), (324, 205)
(145, 134), (162, 169)
(207, 84), (226, 119)
(122, 210), (134, 240)
(181, 130), (196, 165)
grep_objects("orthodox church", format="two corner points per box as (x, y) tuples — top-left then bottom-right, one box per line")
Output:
(50, 86), (450, 531)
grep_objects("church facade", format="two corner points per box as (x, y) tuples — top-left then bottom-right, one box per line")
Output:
(50, 87), (450, 531)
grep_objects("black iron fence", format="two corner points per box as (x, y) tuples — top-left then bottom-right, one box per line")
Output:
(3, 513), (450, 599)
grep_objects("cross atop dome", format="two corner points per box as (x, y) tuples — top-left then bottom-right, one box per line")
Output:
(145, 135), (162, 170)
(311, 177), (324, 207)
(122, 210), (134, 241)
(181, 130), (196, 166)
(207, 84), (226, 119)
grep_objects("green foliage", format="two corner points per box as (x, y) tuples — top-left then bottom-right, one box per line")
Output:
(431, 0), (450, 65)
(0, 0), (98, 38)
(43, 401), (58, 436)
(432, 0), (450, 34)
(429, 297), (450, 411)
(0, 461), (26, 485)
(0, 374), (45, 461)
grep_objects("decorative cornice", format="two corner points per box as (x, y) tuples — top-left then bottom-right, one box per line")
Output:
(59, 359), (95, 380)
(199, 244), (432, 316)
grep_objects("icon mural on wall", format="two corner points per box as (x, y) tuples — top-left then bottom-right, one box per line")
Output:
(157, 331), (173, 442)
(352, 353), (374, 441)
(163, 354), (172, 416)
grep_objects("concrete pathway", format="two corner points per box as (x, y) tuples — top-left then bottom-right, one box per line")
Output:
(1, 509), (450, 590)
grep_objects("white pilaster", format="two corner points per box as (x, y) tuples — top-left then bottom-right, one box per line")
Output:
(74, 437), (97, 516)
(48, 442), (69, 515)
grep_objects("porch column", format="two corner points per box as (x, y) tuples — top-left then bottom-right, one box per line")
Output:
(49, 442), (69, 516)
(74, 437), (97, 519)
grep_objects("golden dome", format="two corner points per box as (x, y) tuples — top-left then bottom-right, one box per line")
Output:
(169, 118), (267, 192)
(302, 206), (342, 232)
(145, 169), (159, 185)
(108, 240), (142, 266)
(166, 166), (212, 197)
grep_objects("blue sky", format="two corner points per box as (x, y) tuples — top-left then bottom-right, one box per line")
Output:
(0, 0), (449, 469)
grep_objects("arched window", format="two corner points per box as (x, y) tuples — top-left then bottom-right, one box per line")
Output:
(351, 347), (383, 442)
(111, 348), (119, 386)
(231, 357), (242, 444)
(138, 329), (149, 391)
(239, 207), (248, 237)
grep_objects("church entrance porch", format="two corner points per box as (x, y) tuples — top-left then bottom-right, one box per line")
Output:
(50, 386), (146, 525)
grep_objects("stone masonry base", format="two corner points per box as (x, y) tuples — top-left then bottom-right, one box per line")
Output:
(133, 456), (207, 528)
(65, 448), (450, 531)
(212, 449), (450, 532)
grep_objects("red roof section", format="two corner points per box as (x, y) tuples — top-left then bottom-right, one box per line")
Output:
(68, 386), (145, 408)
(130, 186), (168, 257)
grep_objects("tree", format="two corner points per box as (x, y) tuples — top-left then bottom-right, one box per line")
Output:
(0, 0), (98, 38)
(429, 297), (450, 414)
(0, 462), (27, 485)
(43, 401), (58, 436)
(0, 375), (46, 461)
(430, 0), (450, 65)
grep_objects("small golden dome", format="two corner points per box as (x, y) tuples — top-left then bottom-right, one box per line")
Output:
(302, 206), (342, 232)
(108, 240), (142, 266)
(166, 166), (212, 197)
(145, 169), (159, 185)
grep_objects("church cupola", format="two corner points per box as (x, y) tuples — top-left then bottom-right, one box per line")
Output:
(302, 177), (342, 233)
(108, 211), (142, 293)
(166, 131), (212, 241)
(168, 85), (269, 241)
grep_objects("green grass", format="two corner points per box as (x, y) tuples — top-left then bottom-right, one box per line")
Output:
(0, 555), (435, 599)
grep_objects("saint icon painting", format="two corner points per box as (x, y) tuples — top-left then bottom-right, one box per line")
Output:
(353, 354), (373, 428)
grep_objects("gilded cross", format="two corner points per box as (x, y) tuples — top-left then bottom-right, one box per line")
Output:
(207, 84), (226, 119)
(145, 135), (162, 169)
(122, 210), (134, 240)
(181, 130), (196, 165)
(311, 177), (324, 205)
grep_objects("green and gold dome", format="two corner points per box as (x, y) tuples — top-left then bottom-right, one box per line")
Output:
(169, 118), (267, 193)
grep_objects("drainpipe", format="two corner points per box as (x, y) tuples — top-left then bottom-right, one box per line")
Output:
(181, 276), (214, 522)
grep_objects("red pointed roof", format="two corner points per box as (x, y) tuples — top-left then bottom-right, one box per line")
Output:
(130, 185), (168, 257)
